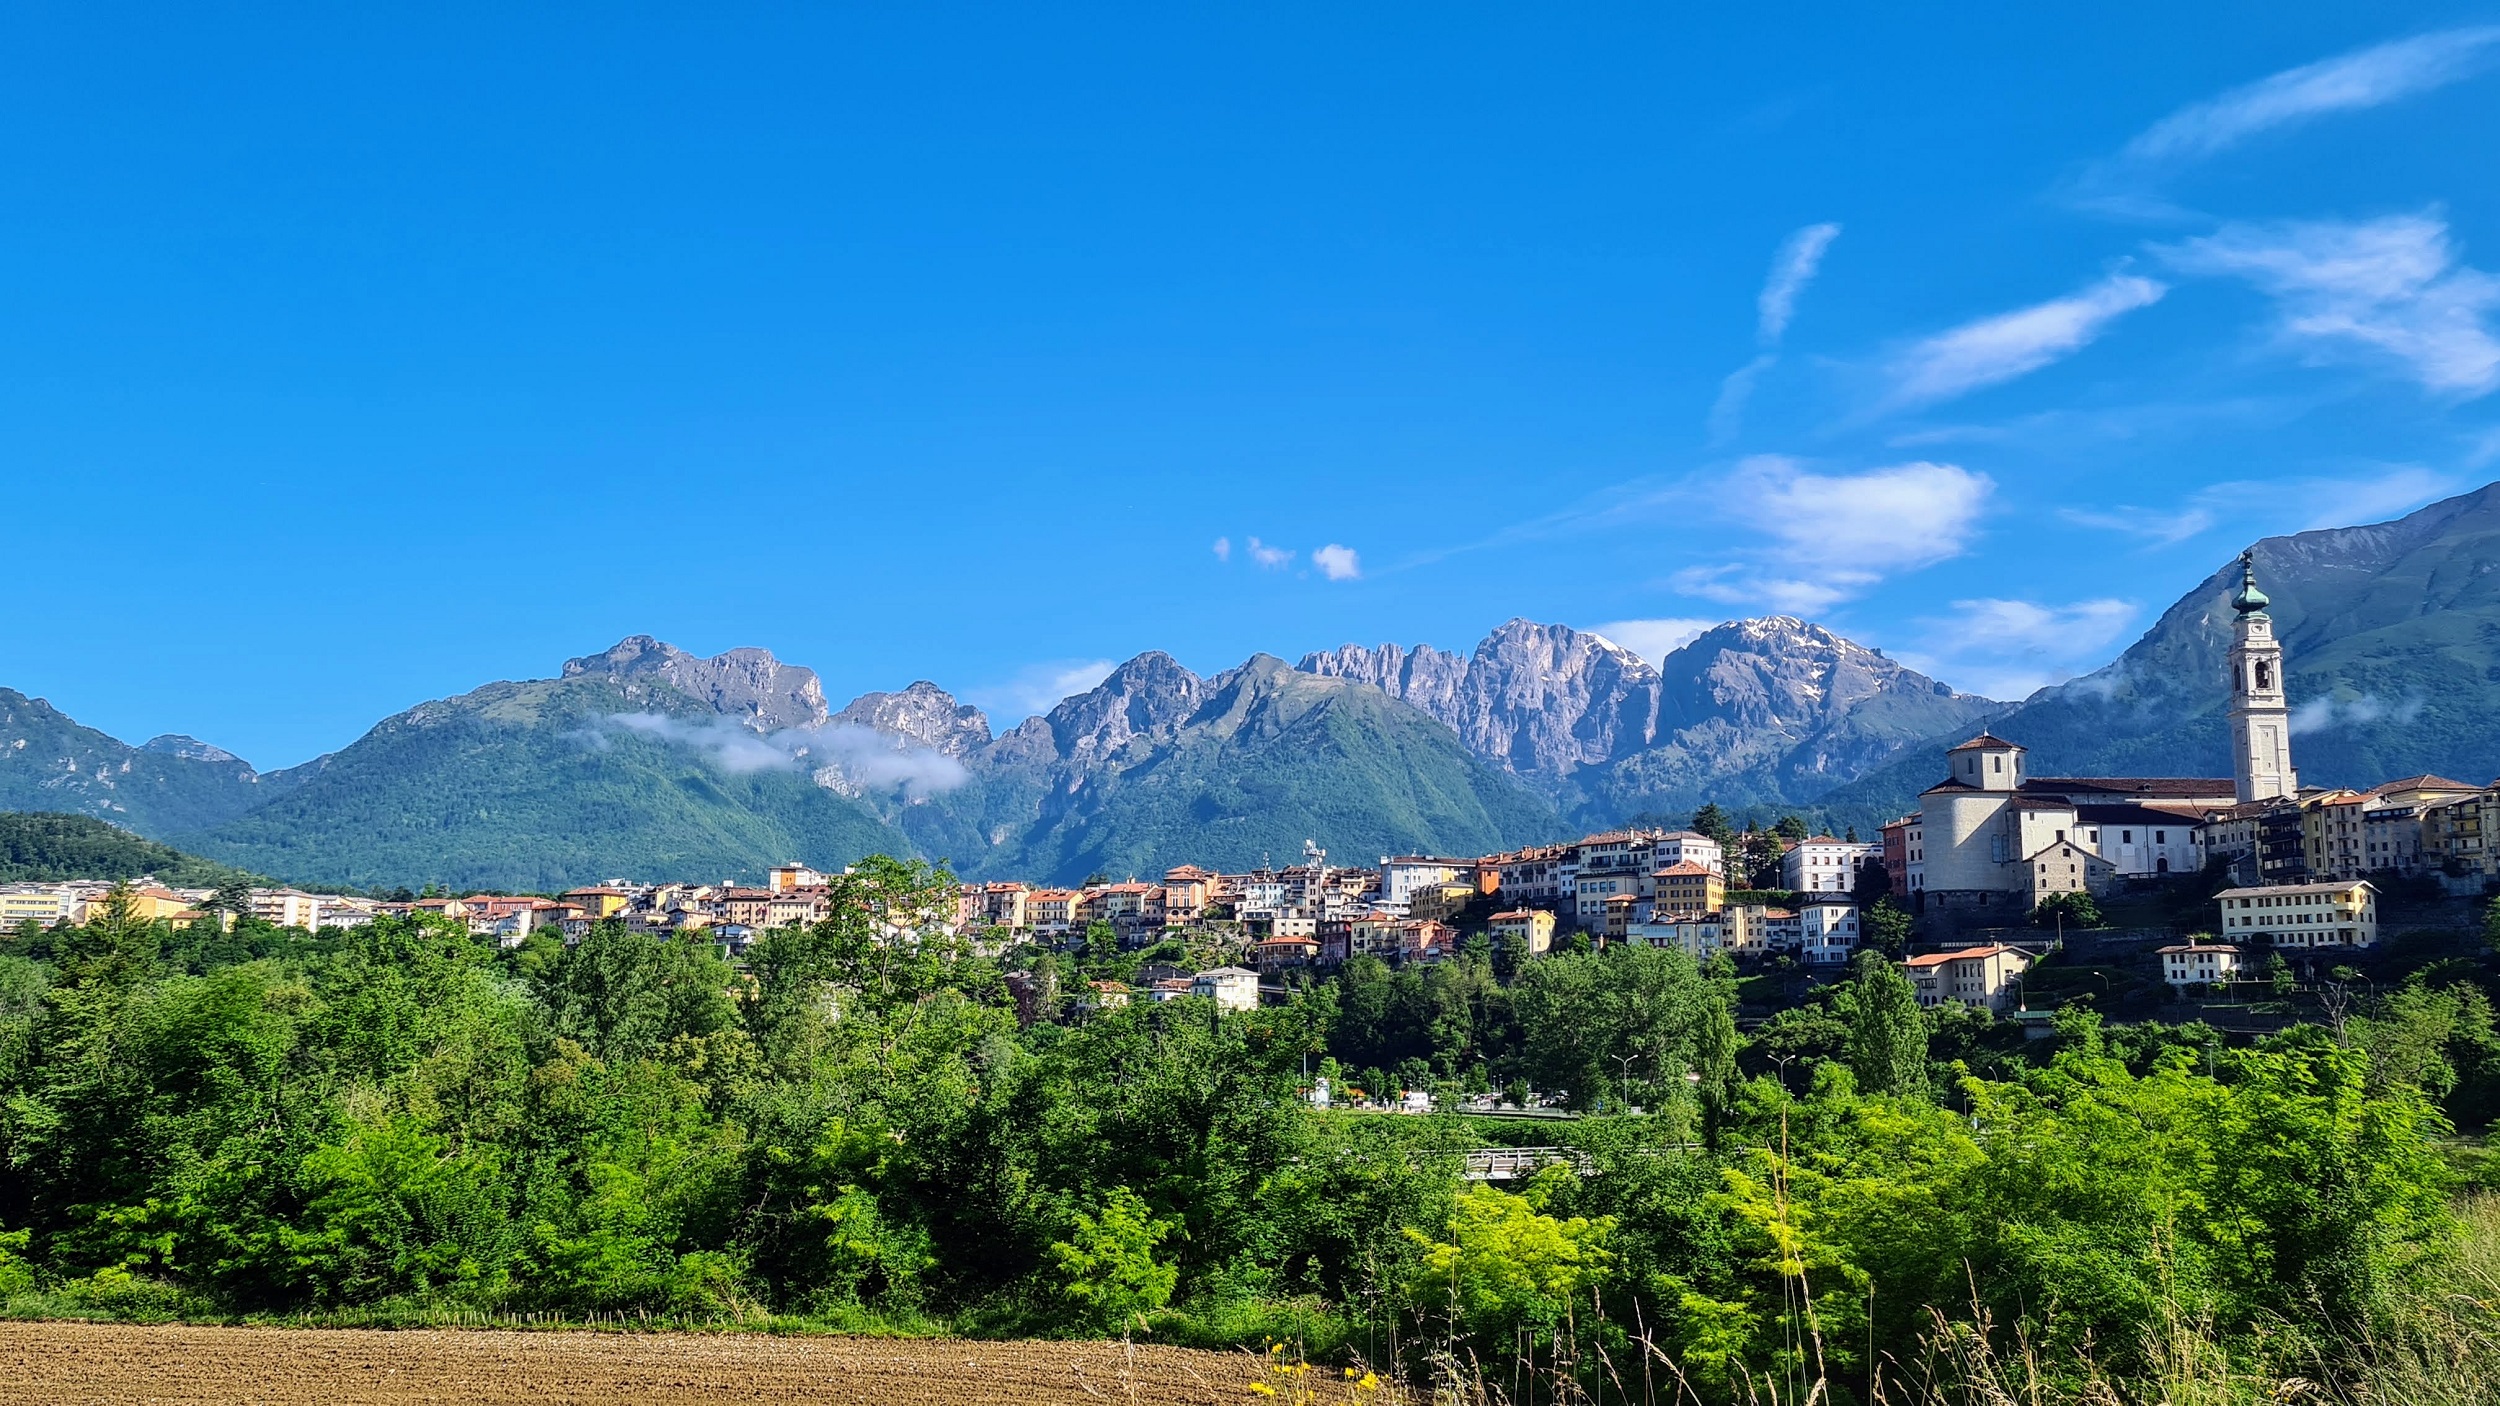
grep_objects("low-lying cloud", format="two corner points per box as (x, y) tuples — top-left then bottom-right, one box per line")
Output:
(2291, 692), (2423, 735)
(584, 712), (970, 799)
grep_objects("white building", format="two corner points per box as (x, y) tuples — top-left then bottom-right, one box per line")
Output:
(1379, 857), (1473, 911)
(1902, 944), (2032, 1013)
(1623, 914), (1724, 961)
(2070, 805), (2202, 878)
(1796, 897), (1861, 965)
(1189, 966), (1261, 1011)
(1781, 837), (1879, 894)
(2214, 880), (2377, 949)
(250, 888), (327, 929)
(2159, 943), (2246, 988)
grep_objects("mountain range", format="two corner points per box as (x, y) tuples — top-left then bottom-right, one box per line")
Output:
(2, 482), (2493, 889)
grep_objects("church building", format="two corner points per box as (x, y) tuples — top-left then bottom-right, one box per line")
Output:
(1911, 552), (2282, 916)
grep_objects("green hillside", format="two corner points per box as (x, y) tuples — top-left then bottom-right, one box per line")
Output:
(962, 656), (1560, 882)
(0, 690), (288, 835)
(0, 811), (262, 888)
(177, 676), (916, 892)
(1815, 480), (2500, 830)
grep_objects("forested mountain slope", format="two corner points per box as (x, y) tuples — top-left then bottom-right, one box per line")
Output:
(0, 811), (260, 887)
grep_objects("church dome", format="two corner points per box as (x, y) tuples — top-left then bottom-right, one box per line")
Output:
(2230, 553), (2270, 615)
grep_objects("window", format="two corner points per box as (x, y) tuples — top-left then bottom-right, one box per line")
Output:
(1992, 755), (2003, 773)
(2122, 829), (2133, 843)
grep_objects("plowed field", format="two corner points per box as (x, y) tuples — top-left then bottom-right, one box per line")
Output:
(0, 1320), (1248, 1404)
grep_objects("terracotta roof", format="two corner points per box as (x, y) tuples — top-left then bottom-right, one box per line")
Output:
(2026, 777), (2237, 799)
(1946, 732), (2023, 753)
(1904, 943), (2022, 967)
(1655, 860), (1716, 876)
(2370, 774), (2481, 794)
(1921, 778), (1982, 795)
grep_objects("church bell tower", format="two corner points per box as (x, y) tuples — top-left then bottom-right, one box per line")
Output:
(2227, 551), (2297, 804)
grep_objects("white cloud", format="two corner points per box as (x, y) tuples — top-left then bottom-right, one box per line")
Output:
(1211, 536), (1232, 562)
(1312, 543), (1362, 581)
(1671, 456), (1994, 612)
(1708, 353), (1776, 445)
(2162, 212), (2500, 397)
(1248, 536), (1294, 569)
(1589, 618), (1717, 667)
(1758, 222), (1842, 344)
(2057, 504), (2219, 546)
(2291, 692), (2423, 735)
(1894, 597), (2141, 701)
(584, 712), (970, 798)
(2059, 466), (2461, 548)
(2117, 28), (2500, 170)
(965, 659), (1117, 719)
(1886, 273), (2167, 409)
(1709, 223), (1840, 443)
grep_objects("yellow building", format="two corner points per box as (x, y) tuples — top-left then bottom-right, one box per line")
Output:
(560, 887), (632, 918)
(1652, 860), (1724, 919)
(1404, 882), (1480, 923)
(2215, 879), (2377, 949)
(0, 888), (70, 926)
(1488, 908), (1556, 955)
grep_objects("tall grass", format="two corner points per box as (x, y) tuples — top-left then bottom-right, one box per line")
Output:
(1352, 1195), (2500, 1406)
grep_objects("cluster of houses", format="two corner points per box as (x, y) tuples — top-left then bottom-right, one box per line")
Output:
(0, 880), (384, 932)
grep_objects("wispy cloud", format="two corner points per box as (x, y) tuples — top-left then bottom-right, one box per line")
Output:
(2060, 466), (2463, 547)
(1711, 223), (1841, 443)
(1589, 618), (1716, 667)
(1312, 544), (1362, 581)
(2059, 504), (2219, 547)
(583, 713), (971, 799)
(1673, 456), (1994, 612)
(965, 659), (1117, 719)
(1211, 536), (1232, 562)
(1758, 222), (1842, 344)
(2085, 27), (2500, 204)
(1885, 273), (2167, 410)
(1709, 353), (1777, 444)
(2161, 211), (2500, 397)
(1247, 537), (1294, 569)
(1893, 597), (2140, 701)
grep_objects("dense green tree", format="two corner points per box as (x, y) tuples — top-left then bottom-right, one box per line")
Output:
(1690, 803), (1739, 850)
(1861, 896), (1913, 957)
(2034, 889), (2103, 930)
(1846, 951), (1927, 1096)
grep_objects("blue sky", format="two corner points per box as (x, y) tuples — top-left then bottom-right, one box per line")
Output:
(8, 4), (2499, 768)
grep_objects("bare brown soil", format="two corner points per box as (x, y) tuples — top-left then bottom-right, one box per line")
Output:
(0, 1320), (1249, 1405)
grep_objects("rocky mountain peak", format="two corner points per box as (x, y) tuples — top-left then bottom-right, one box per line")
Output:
(141, 734), (247, 766)
(563, 636), (830, 732)
(1047, 651), (1206, 768)
(831, 682), (992, 758)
